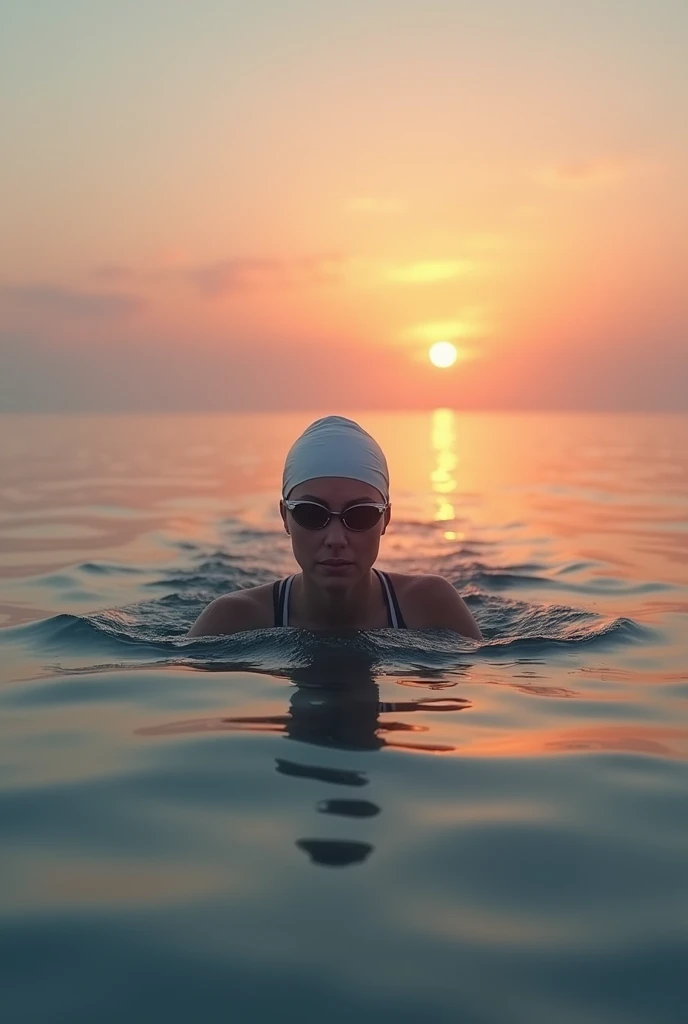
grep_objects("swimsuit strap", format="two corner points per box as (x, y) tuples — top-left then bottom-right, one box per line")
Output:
(274, 571), (406, 628)
(273, 575), (295, 626)
(374, 569), (407, 629)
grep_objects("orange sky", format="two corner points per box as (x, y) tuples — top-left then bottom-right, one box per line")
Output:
(1, 1), (686, 411)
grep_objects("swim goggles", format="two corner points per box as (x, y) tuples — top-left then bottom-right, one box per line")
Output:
(283, 500), (388, 532)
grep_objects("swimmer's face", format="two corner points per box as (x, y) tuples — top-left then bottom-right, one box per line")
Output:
(280, 477), (390, 585)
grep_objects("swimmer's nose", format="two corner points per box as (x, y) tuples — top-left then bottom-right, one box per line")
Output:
(323, 516), (348, 547)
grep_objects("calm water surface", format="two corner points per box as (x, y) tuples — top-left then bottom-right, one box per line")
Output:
(1, 411), (687, 1024)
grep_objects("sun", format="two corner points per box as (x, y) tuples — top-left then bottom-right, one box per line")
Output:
(428, 341), (458, 368)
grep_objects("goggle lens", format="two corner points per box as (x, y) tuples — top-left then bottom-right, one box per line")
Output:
(288, 501), (384, 532)
(290, 503), (330, 530)
(341, 504), (383, 531)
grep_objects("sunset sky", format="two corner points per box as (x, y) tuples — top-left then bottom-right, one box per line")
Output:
(1, 0), (686, 412)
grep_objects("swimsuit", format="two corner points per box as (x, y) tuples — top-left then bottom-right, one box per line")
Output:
(272, 568), (407, 628)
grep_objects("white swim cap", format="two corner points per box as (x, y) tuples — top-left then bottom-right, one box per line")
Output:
(282, 415), (389, 501)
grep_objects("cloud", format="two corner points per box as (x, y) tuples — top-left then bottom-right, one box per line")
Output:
(344, 196), (403, 215)
(540, 159), (631, 189)
(385, 260), (477, 284)
(90, 264), (138, 283)
(0, 284), (144, 318)
(403, 313), (491, 344)
(465, 233), (510, 253)
(87, 255), (346, 296)
(92, 248), (191, 282)
(82, 251), (479, 302)
(189, 255), (344, 297)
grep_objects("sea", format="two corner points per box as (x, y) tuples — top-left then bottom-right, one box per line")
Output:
(1, 410), (686, 1024)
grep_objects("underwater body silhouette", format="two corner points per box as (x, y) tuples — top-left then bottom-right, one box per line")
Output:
(139, 642), (471, 867)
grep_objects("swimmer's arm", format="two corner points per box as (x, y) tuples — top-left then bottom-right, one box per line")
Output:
(412, 576), (483, 640)
(187, 593), (263, 637)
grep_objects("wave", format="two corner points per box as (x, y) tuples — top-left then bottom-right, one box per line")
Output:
(2, 594), (649, 682)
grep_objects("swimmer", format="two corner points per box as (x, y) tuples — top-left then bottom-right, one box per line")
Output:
(188, 415), (482, 639)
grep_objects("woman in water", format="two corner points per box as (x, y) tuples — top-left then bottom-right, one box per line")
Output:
(188, 415), (482, 639)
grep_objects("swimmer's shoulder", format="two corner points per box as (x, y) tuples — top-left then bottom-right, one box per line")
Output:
(187, 582), (276, 637)
(387, 571), (483, 640)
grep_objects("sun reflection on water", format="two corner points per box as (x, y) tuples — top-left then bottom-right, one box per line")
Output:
(431, 409), (463, 540)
